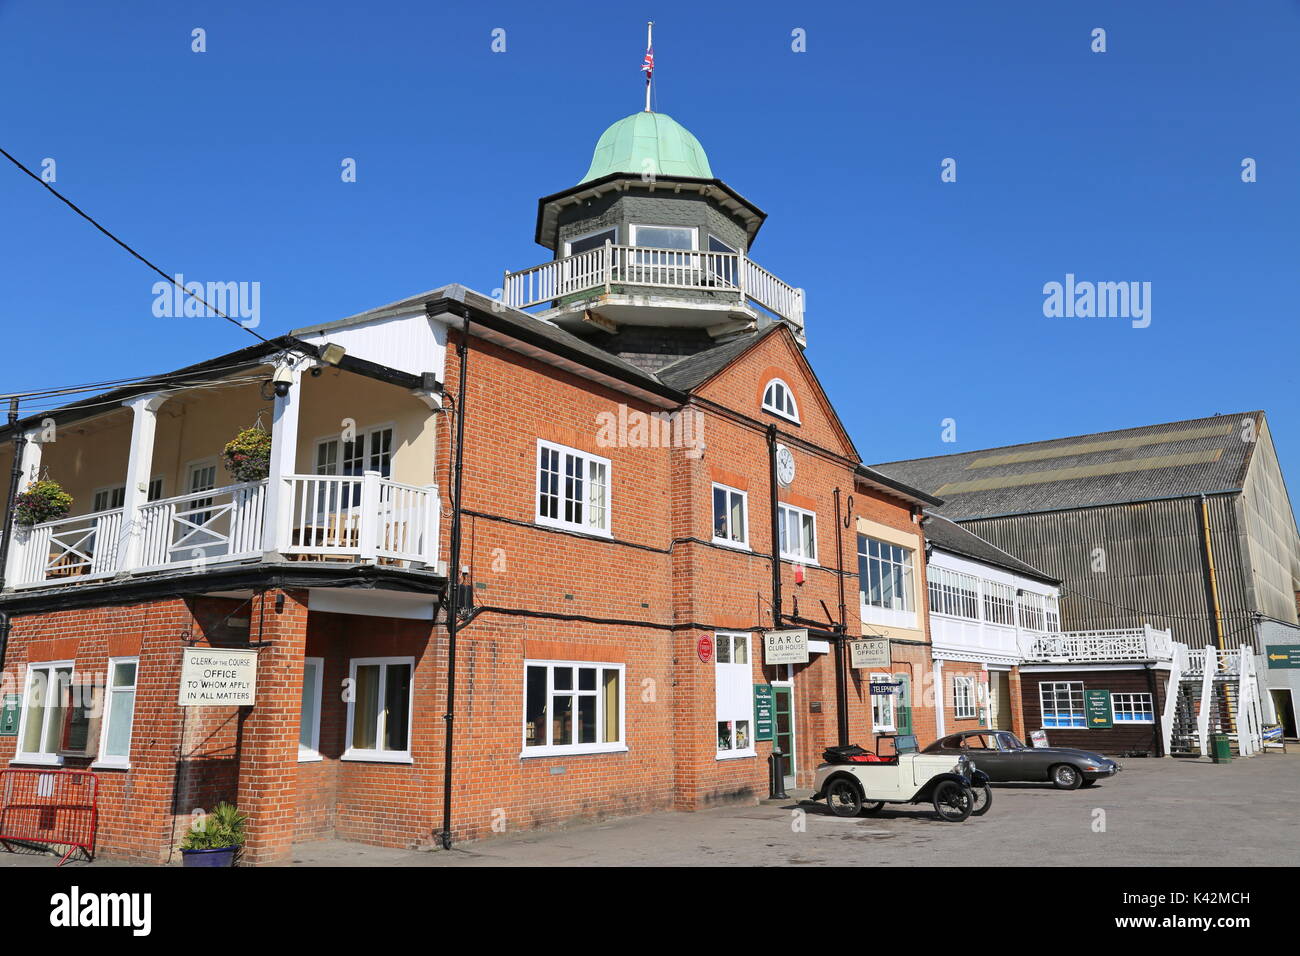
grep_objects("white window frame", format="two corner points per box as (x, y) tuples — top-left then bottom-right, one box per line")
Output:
(711, 483), (749, 550)
(342, 656), (414, 764)
(535, 439), (612, 538)
(871, 672), (896, 732)
(628, 223), (698, 250)
(12, 660), (74, 767)
(521, 660), (627, 758)
(313, 422), (397, 479)
(777, 503), (818, 565)
(1040, 680), (1086, 729)
(299, 657), (324, 762)
(563, 226), (618, 257)
(715, 633), (755, 760)
(1112, 692), (1155, 724)
(954, 676), (978, 720)
(92, 657), (138, 770)
(761, 378), (801, 423)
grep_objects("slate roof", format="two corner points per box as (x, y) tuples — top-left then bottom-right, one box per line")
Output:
(922, 513), (1059, 584)
(654, 326), (779, 391)
(873, 412), (1264, 521)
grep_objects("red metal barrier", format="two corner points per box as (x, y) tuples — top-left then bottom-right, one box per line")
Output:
(0, 769), (99, 865)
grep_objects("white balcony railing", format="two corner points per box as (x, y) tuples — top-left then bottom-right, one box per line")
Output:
(14, 509), (124, 584)
(137, 481), (268, 571)
(8, 473), (439, 587)
(503, 243), (806, 331)
(1023, 625), (1174, 663)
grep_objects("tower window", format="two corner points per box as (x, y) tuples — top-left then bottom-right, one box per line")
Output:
(564, 228), (616, 257)
(629, 224), (697, 250)
(762, 378), (800, 423)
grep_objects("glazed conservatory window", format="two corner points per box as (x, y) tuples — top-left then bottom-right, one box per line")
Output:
(1018, 591), (1048, 632)
(536, 440), (611, 536)
(953, 676), (977, 720)
(715, 633), (754, 758)
(761, 379), (800, 422)
(523, 661), (625, 757)
(15, 662), (74, 765)
(1112, 693), (1155, 723)
(982, 581), (1017, 626)
(778, 504), (817, 563)
(712, 483), (748, 548)
(1040, 681), (1086, 729)
(344, 657), (413, 763)
(95, 658), (139, 769)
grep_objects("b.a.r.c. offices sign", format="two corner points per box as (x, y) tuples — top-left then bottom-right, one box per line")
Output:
(178, 648), (259, 706)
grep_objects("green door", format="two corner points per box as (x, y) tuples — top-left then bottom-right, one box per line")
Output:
(895, 673), (913, 735)
(773, 686), (796, 781)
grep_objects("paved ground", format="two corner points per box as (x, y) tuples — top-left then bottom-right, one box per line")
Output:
(7, 752), (1297, 867)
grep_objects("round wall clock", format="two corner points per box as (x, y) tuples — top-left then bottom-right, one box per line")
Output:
(776, 444), (796, 487)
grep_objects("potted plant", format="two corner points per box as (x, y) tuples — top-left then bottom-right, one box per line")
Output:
(179, 802), (246, 867)
(14, 479), (73, 526)
(221, 427), (272, 483)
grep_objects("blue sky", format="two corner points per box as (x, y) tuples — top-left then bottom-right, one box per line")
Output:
(2, 1), (1298, 496)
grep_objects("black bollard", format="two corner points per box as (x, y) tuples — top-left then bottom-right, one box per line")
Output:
(769, 745), (789, 800)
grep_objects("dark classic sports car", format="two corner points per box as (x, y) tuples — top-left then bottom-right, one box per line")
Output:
(922, 730), (1120, 790)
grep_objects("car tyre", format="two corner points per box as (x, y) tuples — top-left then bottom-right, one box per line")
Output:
(971, 783), (993, 816)
(826, 777), (864, 818)
(1051, 764), (1083, 790)
(932, 781), (974, 822)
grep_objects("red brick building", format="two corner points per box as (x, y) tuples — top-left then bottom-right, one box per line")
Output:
(0, 108), (943, 863)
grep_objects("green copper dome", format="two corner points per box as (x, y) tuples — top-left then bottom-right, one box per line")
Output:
(579, 111), (713, 184)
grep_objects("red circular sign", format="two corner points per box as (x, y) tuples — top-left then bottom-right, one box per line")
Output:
(697, 636), (713, 663)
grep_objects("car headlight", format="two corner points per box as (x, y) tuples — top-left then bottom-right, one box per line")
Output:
(956, 755), (972, 776)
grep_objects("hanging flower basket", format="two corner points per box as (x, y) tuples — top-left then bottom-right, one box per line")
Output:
(14, 480), (73, 526)
(222, 427), (272, 484)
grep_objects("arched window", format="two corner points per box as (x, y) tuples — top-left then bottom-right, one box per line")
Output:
(762, 378), (800, 423)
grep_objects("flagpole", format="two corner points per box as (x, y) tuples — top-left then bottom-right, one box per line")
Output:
(644, 20), (653, 112)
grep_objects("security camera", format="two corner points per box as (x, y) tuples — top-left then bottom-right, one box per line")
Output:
(272, 364), (294, 398)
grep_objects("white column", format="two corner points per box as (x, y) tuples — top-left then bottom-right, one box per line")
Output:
(261, 362), (302, 557)
(3, 430), (45, 584)
(933, 659), (946, 738)
(118, 393), (167, 572)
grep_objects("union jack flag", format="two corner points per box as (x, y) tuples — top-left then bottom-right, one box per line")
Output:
(641, 47), (654, 75)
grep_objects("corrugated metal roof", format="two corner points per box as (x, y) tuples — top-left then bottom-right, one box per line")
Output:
(873, 412), (1263, 520)
(922, 513), (1060, 584)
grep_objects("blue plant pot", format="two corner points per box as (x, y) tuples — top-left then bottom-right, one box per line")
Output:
(181, 846), (240, 867)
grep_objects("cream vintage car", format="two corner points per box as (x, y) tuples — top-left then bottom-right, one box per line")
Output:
(810, 735), (982, 822)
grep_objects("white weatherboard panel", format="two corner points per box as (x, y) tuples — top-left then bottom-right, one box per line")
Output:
(298, 313), (446, 380)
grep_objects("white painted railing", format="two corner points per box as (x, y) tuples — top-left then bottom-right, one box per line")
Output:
(1024, 626), (1174, 662)
(283, 472), (438, 566)
(137, 481), (268, 570)
(8, 473), (439, 586)
(504, 243), (805, 330)
(12, 509), (124, 585)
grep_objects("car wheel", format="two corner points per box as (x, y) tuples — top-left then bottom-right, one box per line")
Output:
(826, 778), (863, 818)
(1051, 764), (1083, 790)
(861, 801), (885, 815)
(932, 781), (973, 822)
(970, 783), (993, 816)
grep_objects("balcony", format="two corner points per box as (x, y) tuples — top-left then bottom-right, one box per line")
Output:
(7, 474), (439, 589)
(1022, 626), (1174, 663)
(503, 243), (805, 337)
(1, 345), (445, 598)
